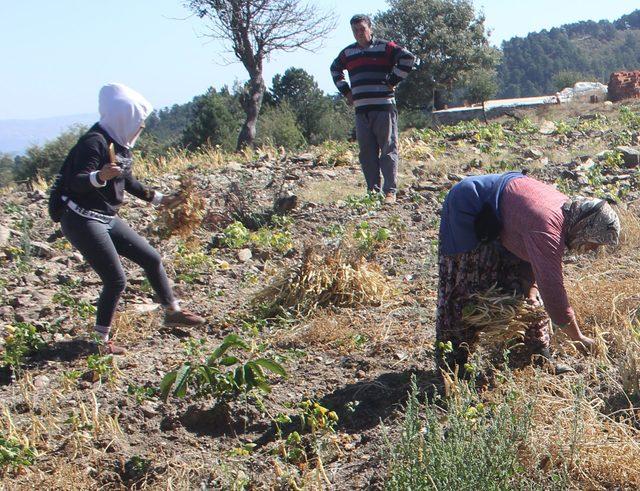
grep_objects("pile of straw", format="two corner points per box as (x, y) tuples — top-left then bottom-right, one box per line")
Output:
(462, 285), (548, 348)
(253, 245), (390, 317)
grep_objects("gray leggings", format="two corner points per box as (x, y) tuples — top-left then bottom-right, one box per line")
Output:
(61, 209), (175, 327)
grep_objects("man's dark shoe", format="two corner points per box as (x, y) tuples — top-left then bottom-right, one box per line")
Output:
(164, 309), (205, 327)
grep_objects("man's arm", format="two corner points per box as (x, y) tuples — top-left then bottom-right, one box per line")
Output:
(386, 42), (416, 88)
(330, 51), (352, 99)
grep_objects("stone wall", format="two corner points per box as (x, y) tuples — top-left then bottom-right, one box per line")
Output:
(609, 71), (640, 102)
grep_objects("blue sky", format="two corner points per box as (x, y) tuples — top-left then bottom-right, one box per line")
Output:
(0, 0), (637, 119)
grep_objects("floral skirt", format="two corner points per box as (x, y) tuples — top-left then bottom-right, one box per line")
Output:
(435, 241), (550, 367)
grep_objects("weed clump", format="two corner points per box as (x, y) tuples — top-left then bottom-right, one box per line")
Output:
(385, 374), (537, 490)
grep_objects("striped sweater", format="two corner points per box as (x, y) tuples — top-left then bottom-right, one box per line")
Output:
(330, 38), (416, 112)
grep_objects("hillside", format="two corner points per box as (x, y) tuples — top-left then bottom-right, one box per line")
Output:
(498, 9), (640, 98)
(1, 101), (640, 489)
(0, 114), (97, 155)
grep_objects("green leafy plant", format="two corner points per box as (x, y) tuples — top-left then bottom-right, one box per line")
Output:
(603, 150), (624, 168)
(345, 192), (383, 213)
(619, 106), (640, 131)
(86, 354), (116, 383)
(221, 221), (251, 248)
(321, 223), (345, 238)
(474, 122), (506, 154)
(353, 221), (392, 252)
(554, 120), (574, 137)
(2, 323), (45, 371)
(297, 400), (338, 435)
(160, 334), (286, 403)
(61, 369), (82, 390)
(53, 287), (96, 320)
(221, 219), (293, 253)
(512, 117), (538, 135)
(127, 384), (159, 404)
(173, 243), (218, 284)
(0, 436), (37, 471)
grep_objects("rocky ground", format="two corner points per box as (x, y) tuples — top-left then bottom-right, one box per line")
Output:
(1, 100), (640, 490)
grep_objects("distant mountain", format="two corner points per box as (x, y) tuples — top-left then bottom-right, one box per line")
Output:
(498, 10), (640, 98)
(0, 113), (98, 155)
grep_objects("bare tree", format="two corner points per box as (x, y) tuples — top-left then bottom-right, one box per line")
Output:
(185, 0), (336, 150)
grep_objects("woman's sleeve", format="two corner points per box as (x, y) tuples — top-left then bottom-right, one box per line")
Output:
(523, 231), (575, 325)
(67, 136), (108, 194)
(124, 169), (156, 203)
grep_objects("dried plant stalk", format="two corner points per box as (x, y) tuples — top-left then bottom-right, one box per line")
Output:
(462, 285), (548, 347)
(253, 245), (390, 317)
(156, 175), (206, 238)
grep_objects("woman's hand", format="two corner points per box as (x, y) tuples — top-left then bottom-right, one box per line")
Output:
(525, 286), (541, 307)
(99, 162), (123, 181)
(571, 332), (595, 354)
(563, 317), (595, 354)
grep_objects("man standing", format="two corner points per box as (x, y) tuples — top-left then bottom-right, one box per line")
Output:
(331, 14), (416, 204)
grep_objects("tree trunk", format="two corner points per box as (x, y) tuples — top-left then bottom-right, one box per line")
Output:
(237, 74), (266, 151)
(433, 89), (447, 111)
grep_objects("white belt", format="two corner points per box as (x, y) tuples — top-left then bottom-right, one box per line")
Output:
(63, 196), (114, 223)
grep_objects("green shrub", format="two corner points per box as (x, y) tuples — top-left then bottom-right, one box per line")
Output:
(13, 125), (87, 182)
(256, 102), (306, 149)
(384, 375), (534, 490)
(181, 87), (240, 151)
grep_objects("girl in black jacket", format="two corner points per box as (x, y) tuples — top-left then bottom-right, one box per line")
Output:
(60, 83), (204, 354)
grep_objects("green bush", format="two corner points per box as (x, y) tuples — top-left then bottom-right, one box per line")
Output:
(181, 87), (241, 151)
(256, 102), (306, 149)
(384, 375), (536, 490)
(13, 125), (87, 182)
(0, 153), (14, 187)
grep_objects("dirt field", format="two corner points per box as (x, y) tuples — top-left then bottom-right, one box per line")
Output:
(1, 101), (640, 490)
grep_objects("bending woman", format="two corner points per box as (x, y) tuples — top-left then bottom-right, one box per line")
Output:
(59, 83), (204, 354)
(436, 171), (620, 371)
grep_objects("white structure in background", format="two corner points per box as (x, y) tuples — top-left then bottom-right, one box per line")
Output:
(432, 82), (609, 125)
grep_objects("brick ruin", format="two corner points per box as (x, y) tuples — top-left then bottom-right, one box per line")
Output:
(609, 71), (640, 102)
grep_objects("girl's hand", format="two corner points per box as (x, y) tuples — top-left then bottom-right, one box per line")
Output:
(99, 162), (123, 181)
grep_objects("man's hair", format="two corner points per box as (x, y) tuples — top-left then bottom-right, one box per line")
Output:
(350, 14), (372, 27)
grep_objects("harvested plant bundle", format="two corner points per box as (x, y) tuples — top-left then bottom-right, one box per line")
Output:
(253, 245), (390, 316)
(156, 175), (206, 238)
(462, 285), (548, 347)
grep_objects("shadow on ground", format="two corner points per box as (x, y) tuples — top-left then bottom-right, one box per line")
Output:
(253, 369), (441, 447)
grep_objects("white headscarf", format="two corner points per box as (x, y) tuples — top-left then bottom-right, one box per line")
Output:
(98, 83), (153, 148)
